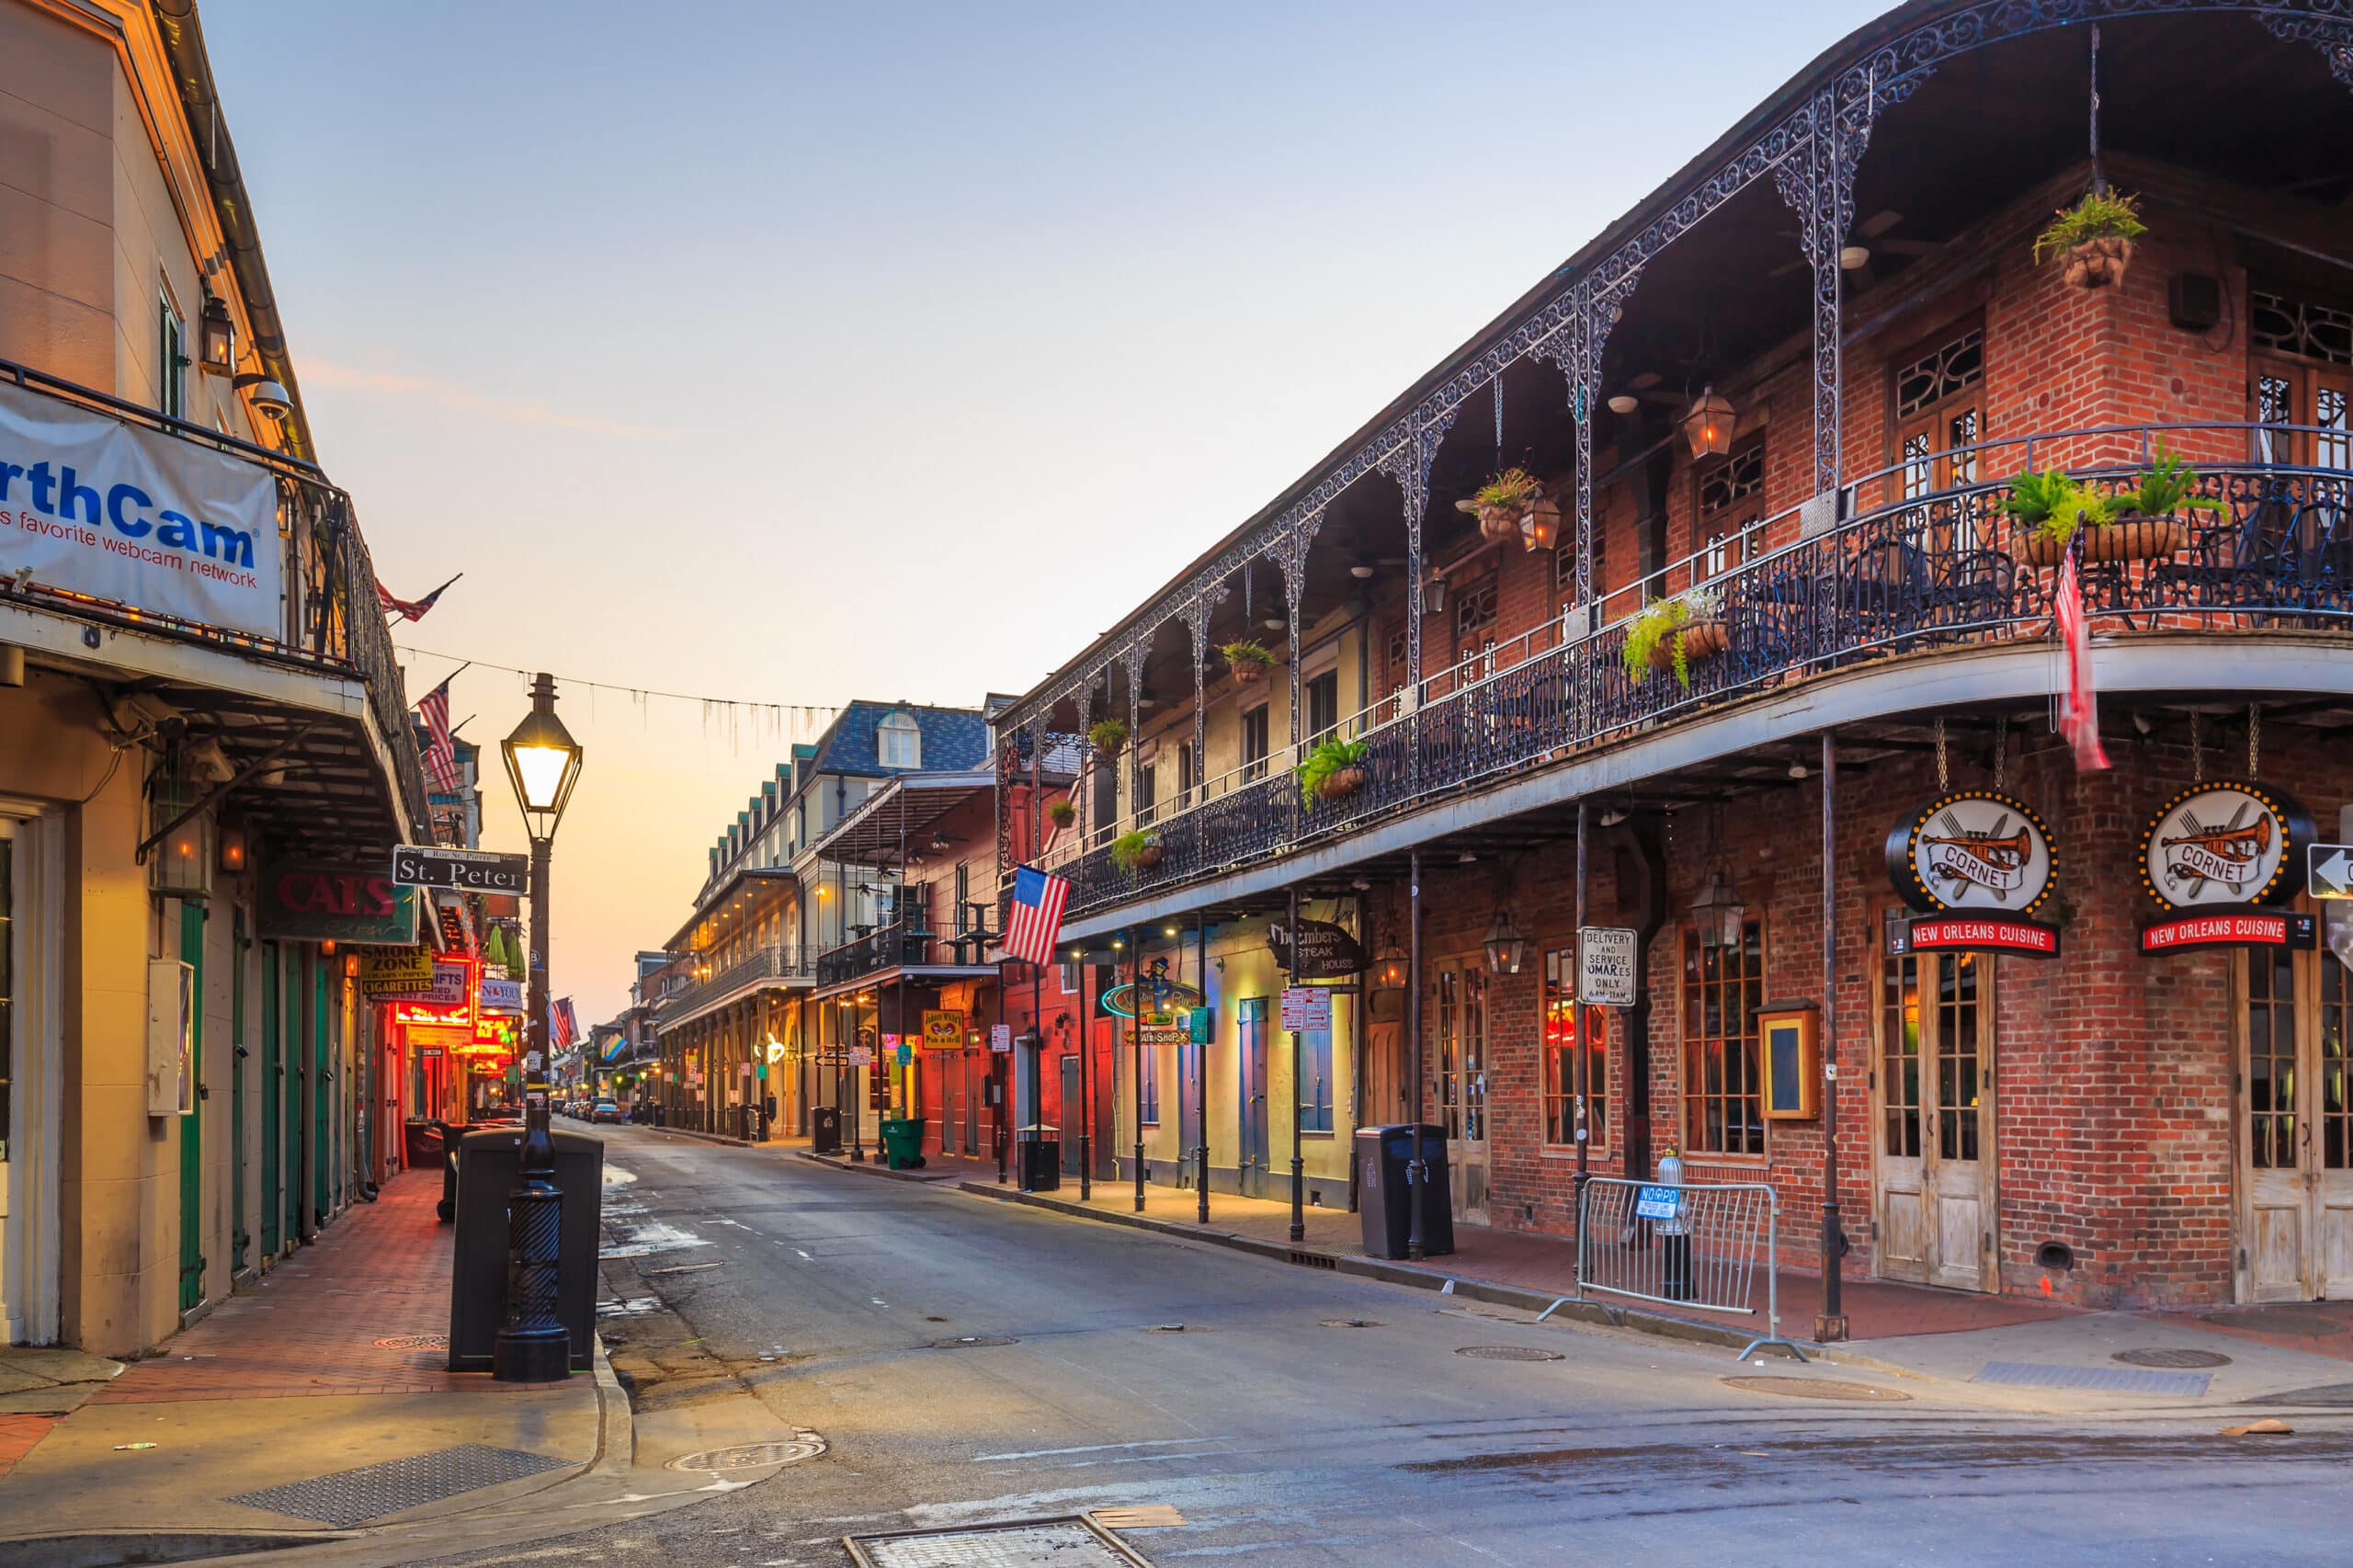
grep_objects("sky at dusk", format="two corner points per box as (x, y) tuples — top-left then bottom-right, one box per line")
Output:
(202, 0), (1887, 1023)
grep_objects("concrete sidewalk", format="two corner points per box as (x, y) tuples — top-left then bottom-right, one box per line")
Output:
(0, 1171), (613, 1560)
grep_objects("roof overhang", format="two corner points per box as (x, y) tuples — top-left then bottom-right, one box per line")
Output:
(810, 963), (1001, 1003)
(665, 864), (799, 954)
(802, 770), (995, 869)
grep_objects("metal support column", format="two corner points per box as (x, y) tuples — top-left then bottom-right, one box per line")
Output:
(1405, 849), (1427, 1261)
(1817, 729), (1847, 1343)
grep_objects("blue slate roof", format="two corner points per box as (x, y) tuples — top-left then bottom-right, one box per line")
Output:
(813, 700), (987, 777)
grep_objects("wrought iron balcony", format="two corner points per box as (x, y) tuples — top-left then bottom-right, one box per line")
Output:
(815, 916), (954, 988)
(1042, 422), (2353, 920)
(660, 942), (816, 1028)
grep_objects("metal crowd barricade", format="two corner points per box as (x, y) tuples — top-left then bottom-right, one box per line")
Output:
(1575, 1176), (1807, 1363)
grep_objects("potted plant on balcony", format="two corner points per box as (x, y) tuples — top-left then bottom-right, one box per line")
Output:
(2032, 189), (2145, 290)
(1621, 586), (1725, 689)
(1110, 829), (1163, 872)
(1297, 735), (1370, 806)
(1088, 717), (1129, 760)
(1222, 638), (1278, 686)
(2003, 469), (2104, 568)
(1047, 798), (1076, 829)
(2096, 441), (2228, 562)
(1457, 468), (1543, 543)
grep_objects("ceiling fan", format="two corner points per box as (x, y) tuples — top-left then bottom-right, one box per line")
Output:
(1766, 209), (1939, 288)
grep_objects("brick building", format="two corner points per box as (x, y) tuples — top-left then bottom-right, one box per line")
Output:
(990, 1), (2353, 1326)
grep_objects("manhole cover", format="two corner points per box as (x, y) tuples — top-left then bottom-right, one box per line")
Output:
(1724, 1376), (1912, 1403)
(666, 1435), (824, 1471)
(1321, 1319), (1381, 1329)
(370, 1334), (448, 1350)
(1455, 1346), (1563, 1362)
(847, 1516), (1149, 1566)
(2204, 1307), (2340, 1336)
(929, 1335), (1017, 1348)
(2115, 1347), (2233, 1369)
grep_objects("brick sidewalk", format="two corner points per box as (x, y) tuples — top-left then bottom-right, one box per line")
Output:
(89, 1168), (551, 1404)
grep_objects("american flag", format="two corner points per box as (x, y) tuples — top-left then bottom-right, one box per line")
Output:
(2054, 552), (2110, 772)
(418, 680), (462, 795)
(377, 573), (461, 622)
(551, 997), (579, 1051)
(1003, 865), (1069, 967)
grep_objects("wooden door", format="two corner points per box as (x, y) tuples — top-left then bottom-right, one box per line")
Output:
(2238, 940), (2353, 1300)
(1239, 999), (1270, 1198)
(1059, 1056), (1083, 1176)
(1875, 947), (1999, 1291)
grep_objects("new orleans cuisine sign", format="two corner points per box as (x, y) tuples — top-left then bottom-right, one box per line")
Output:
(0, 381), (281, 639)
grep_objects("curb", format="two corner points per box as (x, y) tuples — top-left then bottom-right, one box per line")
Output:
(794, 1150), (987, 1186)
(952, 1180), (1802, 1358)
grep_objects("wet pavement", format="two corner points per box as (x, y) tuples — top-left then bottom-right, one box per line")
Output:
(417, 1126), (2353, 1568)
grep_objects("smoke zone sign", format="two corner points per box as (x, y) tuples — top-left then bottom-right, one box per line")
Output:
(1886, 792), (2056, 916)
(2139, 782), (2310, 911)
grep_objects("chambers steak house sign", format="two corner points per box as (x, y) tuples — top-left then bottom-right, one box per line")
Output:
(0, 381), (281, 640)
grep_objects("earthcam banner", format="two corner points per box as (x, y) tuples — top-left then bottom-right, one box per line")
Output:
(0, 381), (283, 639)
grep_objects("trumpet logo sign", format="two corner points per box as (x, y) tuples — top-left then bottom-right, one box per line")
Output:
(2140, 783), (2309, 911)
(0, 381), (281, 639)
(1887, 792), (2056, 915)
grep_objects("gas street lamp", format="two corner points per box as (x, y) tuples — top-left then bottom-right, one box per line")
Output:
(493, 673), (584, 1383)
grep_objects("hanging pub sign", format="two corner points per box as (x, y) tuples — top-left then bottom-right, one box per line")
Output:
(1267, 918), (1367, 981)
(1886, 792), (2057, 917)
(2140, 782), (2311, 911)
(2142, 907), (2316, 955)
(920, 1009), (966, 1049)
(1100, 957), (1204, 1019)
(258, 863), (421, 944)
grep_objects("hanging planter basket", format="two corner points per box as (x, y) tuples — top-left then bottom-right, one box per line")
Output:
(1131, 840), (1164, 869)
(1232, 660), (1268, 686)
(1648, 619), (1729, 672)
(1314, 765), (1368, 802)
(2084, 513), (2188, 563)
(2058, 234), (2132, 290)
(2017, 530), (2069, 571)
(1455, 496), (1528, 543)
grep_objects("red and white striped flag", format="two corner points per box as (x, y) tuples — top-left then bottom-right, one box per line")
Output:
(1003, 865), (1070, 967)
(377, 573), (461, 622)
(551, 997), (579, 1051)
(2054, 553), (2110, 772)
(417, 680), (462, 794)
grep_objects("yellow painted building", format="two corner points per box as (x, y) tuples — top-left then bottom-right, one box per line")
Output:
(1, 0), (426, 1352)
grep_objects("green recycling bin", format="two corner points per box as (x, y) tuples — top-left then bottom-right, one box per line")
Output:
(880, 1118), (928, 1170)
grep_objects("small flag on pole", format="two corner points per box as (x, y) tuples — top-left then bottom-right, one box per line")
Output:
(551, 998), (579, 1051)
(2054, 552), (2110, 772)
(1003, 865), (1070, 968)
(378, 573), (461, 622)
(417, 680), (461, 795)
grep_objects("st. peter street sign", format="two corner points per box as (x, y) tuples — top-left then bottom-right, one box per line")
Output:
(392, 844), (529, 893)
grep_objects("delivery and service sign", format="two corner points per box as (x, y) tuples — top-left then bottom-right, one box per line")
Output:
(0, 381), (282, 639)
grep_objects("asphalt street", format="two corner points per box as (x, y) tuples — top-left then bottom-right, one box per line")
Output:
(426, 1127), (2353, 1567)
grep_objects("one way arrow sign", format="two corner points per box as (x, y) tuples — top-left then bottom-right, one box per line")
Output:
(2310, 844), (2353, 900)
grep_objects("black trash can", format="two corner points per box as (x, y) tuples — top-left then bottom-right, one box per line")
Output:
(1355, 1124), (1454, 1259)
(812, 1105), (842, 1154)
(1017, 1124), (1061, 1191)
(447, 1127), (604, 1373)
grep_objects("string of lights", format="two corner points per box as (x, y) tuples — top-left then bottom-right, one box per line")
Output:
(394, 643), (840, 751)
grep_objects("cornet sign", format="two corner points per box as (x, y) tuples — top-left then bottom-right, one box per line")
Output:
(1886, 792), (2056, 916)
(2139, 783), (2309, 911)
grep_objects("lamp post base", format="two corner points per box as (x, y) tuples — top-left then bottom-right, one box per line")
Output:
(1813, 1314), (1850, 1344)
(493, 1325), (571, 1382)
(494, 1172), (569, 1383)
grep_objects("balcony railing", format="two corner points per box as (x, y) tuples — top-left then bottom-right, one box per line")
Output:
(1045, 421), (2353, 919)
(663, 943), (815, 1023)
(0, 358), (430, 831)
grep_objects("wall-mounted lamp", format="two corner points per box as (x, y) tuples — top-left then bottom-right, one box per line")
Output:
(1483, 907), (1528, 976)
(198, 295), (235, 377)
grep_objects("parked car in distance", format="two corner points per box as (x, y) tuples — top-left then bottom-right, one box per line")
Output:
(591, 1100), (622, 1124)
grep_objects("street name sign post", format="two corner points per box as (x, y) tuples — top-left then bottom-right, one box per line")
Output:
(392, 844), (529, 894)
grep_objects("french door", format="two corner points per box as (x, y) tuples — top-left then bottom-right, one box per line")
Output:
(1874, 947), (1999, 1292)
(2239, 940), (2353, 1301)
(1436, 969), (1489, 1225)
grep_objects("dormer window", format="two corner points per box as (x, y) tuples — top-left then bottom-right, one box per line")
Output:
(878, 710), (921, 769)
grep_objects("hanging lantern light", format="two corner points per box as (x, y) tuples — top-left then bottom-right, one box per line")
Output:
(1681, 384), (1736, 459)
(1482, 907), (1527, 976)
(197, 294), (235, 377)
(1373, 940), (1408, 991)
(1691, 861), (1747, 951)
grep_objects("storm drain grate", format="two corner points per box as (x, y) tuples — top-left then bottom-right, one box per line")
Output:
(227, 1444), (570, 1527)
(845, 1516), (1151, 1566)
(2114, 1347), (2233, 1369)
(1975, 1361), (2211, 1396)
(1455, 1346), (1563, 1362)
(369, 1334), (447, 1350)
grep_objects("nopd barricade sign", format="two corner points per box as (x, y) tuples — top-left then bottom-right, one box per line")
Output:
(0, 381), (282, 638)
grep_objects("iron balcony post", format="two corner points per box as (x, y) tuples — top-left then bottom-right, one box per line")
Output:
(1405, 849), (1427, 1262)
